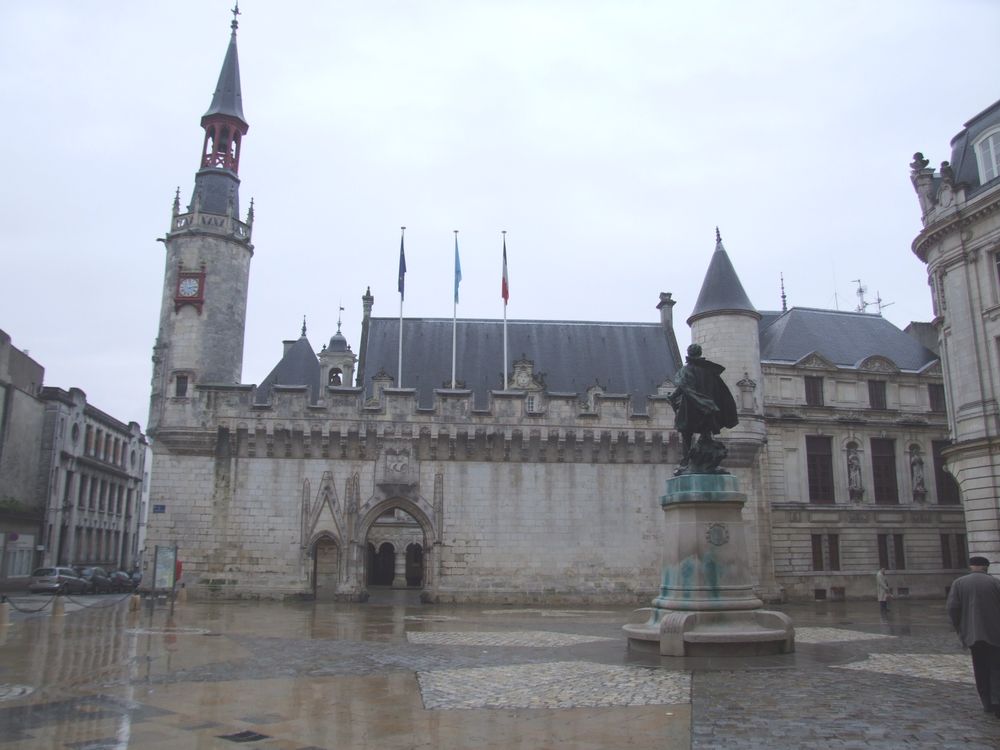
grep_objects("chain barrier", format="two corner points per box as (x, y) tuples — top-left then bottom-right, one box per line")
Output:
(3, 585), (138, 614)
(63, 590), (136, 609)
(3, 591), (56, 614)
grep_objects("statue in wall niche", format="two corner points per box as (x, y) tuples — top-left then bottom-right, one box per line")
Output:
(668, 344), (738, 475)
(910, 445), (927, 498)
(847, 446), (864, 502)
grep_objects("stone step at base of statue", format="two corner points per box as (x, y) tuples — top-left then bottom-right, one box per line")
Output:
(624, 606), (794, 657)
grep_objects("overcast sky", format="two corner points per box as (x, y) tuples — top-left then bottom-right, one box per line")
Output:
(1, 1), (998, 429)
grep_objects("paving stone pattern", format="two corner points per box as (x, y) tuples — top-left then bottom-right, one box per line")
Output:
(406, 630), (618, 647)
(793, 627), (897, 644)
(3, 597), (1000, 748)
(418, 660), (691, 709)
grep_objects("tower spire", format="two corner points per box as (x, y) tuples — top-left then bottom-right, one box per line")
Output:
(191, 9), (250, 218)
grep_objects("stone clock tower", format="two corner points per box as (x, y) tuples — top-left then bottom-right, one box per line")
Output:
(149, 11), (254, 435)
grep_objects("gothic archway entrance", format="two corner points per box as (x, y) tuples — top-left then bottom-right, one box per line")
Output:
(364, 506), (425, 590)
(312, 536), (340, 600)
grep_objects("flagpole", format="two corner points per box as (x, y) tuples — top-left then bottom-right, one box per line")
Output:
(502, 230), (508, 390)
(398, 226), (406, 387)
(452, 230), (459, 389)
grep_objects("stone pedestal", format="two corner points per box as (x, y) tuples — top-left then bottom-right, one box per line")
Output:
(624, 473), (794, 656)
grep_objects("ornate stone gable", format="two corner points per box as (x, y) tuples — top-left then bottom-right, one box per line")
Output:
(857, 355), (899, 374)
(303, 471), (343, 548)
(793, 351), (837, 371)
(510, 357), (544, 390)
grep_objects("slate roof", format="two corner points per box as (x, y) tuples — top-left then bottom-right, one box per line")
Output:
(202, 23), (247, 127)
(688, 235), (757, 324)
(948, 98), (1000, 198)
(362, 318), (681, 412)
(758, 308), (938, 371)
(255, 335), (321, 404)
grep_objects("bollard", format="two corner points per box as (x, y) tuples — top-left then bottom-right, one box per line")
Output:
(176, 583), (187, 604)
(0, 598), (9, 628)
(51, 594), (66, 618)
(129, 594), (141, 612)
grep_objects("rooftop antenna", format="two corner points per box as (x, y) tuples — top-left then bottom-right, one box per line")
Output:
(832, 261), (839, 310)
(851, 279), (869, 313)
(875, 291), (894, 316)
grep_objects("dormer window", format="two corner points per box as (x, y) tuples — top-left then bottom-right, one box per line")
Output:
(975, 128), (1000, 184)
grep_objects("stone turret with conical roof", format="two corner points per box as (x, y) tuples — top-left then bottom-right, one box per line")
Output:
(688, 229), (763, 419)
(149, 7), (255, 436)
(689, 228), (758, 324)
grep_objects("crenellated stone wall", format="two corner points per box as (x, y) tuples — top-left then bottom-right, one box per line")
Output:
(145, 374), (716, 602)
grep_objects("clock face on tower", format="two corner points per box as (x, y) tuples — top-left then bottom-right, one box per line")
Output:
(178, 277), (200, 297)
(174, 270), (206, 313)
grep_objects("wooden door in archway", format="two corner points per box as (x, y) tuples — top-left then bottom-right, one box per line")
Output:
(406, 543), (424, 587)
(313, 537), (340, 600)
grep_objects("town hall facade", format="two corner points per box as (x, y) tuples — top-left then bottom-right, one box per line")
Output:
(142, 17), (966, 603)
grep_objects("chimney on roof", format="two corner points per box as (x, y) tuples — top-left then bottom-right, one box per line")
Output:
(282, 339), (296, 356)
(657, 292), (676, 331)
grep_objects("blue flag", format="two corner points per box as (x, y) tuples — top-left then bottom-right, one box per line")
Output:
(454, 234), (462, 304)
(398, 231), (406, 300)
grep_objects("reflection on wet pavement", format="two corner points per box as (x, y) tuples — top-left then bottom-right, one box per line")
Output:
(0, 595), (992, 748)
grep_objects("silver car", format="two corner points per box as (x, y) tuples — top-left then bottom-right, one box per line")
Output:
(28, 567), (88, 594)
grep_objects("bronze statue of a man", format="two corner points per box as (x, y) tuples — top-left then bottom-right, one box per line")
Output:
(668, 344), (739, 474)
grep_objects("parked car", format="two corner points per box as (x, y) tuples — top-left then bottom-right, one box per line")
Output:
(28, 567), (88, 594)
(109, 570), (135, 593)
(75, 566), (113, 594)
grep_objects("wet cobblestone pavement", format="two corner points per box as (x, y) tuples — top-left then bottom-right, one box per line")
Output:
(0, 592), (996, 748)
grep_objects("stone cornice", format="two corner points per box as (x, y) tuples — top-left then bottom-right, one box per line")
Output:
(912, 186), (1000, 263)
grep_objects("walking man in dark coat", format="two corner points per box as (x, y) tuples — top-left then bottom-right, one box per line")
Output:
(946, 556), (1000, 715)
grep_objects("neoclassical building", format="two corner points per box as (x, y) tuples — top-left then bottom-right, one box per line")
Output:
(911, 98), (1000, 566)
(142, 17), (966, 603)
(0, 329), (147, 588)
